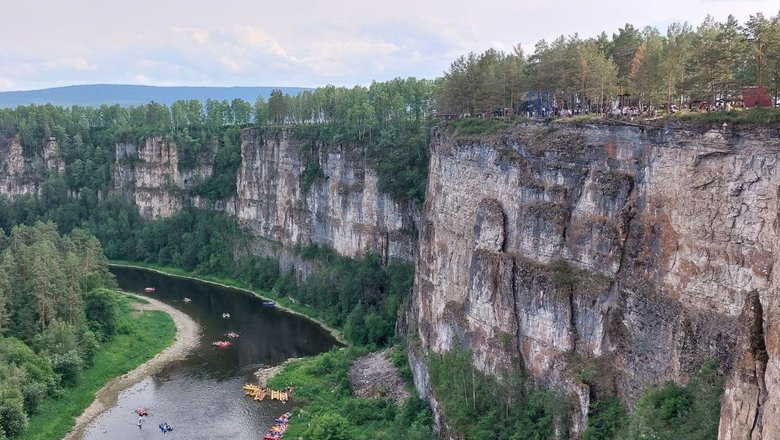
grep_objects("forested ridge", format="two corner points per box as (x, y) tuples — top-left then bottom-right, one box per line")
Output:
(436, 12), (780, 115)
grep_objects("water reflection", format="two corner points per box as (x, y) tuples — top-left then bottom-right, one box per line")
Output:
(82, 267), (337, 440)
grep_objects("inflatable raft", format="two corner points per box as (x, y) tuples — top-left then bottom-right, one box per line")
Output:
(263, 412), (292, 440)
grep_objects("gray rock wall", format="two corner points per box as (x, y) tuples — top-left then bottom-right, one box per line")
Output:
(409, 122), (780, 438)
(236, 128), (419, 263)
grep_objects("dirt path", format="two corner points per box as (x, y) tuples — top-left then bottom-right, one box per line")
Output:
(63, 293), (200, 440)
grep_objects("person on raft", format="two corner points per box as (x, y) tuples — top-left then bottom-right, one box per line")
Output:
(158, 422), (173, 433)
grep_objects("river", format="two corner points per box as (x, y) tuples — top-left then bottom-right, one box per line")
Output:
(81, 266), (339, 440)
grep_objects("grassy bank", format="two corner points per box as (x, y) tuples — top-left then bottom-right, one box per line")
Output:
(108, 260), (347, 345)
(17, 294), (175, 440)
(266, 347), (433, 440)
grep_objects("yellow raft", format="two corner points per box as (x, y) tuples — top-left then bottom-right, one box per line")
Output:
(242, 384), (289, 402)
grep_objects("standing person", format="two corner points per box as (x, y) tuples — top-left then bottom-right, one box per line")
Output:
(138, 417), (143, 430)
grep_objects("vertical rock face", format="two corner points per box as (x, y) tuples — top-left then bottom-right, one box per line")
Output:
(408, 122), (780, 438)
(114, 136), (216, 219)
(112, 129), (418, 267)
(43, 137), (65, 172)
(236, 128), (419, 262)
(0, 136), (48, 197)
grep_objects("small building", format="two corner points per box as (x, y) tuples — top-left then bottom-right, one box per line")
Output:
(741, 86), (772, 108)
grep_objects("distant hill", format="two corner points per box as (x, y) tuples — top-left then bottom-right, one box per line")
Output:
(0, 84), (312, 108)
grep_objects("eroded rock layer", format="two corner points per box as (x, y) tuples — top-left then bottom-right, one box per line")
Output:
(407, 122), (780, 439)
(235, 128), (419, 262)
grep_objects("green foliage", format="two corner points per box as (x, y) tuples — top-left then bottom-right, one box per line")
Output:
(0, 338), (57, 396)
(0, 224), (150, 439)
(669, 107), (780, 125)
(18, 294), (175, 440)
(83, 288), (119, 341)
(266, 347), (433, 440)
(618, 361), (723, 440)
(190, 125), (243, 200)
(300, 160), (323, 192)
(50, 350), (83, 387)
(32, 320), (78, 356)
(258, 78), (436, 204)
(0, 370), (27, 438)
(368, 120), (431, 203)
(583, 397), (626, 440)
(305, 413), (356, 440)
(429, 349), (568, 439)
(294, 249), (414, 348)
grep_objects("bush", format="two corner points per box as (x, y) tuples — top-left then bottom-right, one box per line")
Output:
(50, 350), (83, 387)
(21, 382), (47, 415)
(583, 397), (625, 440)
(267, 347), (433, 440)
(78, 329), (101, 366)
(429, 349), (568, 439)
(305, 412), (356, 440)
(621, 361), (723, 440)
(84, 288), (119, 341)
(0, 378), (28, 437)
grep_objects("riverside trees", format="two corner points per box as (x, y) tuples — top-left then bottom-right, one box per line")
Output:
(0, 222), (114, 438)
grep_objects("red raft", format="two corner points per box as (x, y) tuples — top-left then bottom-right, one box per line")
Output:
(263, 412), (291, 440)
(212, 340), (232, 348)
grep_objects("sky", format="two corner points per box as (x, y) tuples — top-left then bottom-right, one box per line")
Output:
(1, 0), (778, 92)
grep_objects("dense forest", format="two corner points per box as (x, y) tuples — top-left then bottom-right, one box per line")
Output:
(0, 223), (115, 438)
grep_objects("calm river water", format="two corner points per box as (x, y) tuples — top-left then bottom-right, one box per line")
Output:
(81, 266), (338, 440)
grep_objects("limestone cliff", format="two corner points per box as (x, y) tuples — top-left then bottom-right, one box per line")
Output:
(111, 128), (419, 273)
(0, 136), (62, 198)
(236, 128), (419, 263)
(407, 121), (780, 439)
(113, 136), (218, 219)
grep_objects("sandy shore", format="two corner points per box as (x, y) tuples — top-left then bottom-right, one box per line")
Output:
(63, 293), (200, 440)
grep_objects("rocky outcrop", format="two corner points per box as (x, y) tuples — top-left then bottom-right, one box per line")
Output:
(408, 121), (780, 438)
(114, 136), (216, 219)
(0, 136), (54, 198)
(236, 128), (419, 263)
(112, 129), (418, 268)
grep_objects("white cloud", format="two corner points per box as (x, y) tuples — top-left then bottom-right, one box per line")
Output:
(173, 27), (210, 44)
(2, 0), (779, 90)
(45, 57), (94, 71)
(229, 25), (296, 61)
(219, 56), (245, 73)
(0, 77), (14, 91)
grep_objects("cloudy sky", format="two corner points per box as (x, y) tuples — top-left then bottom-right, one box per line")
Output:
(1, 0), (778, 91)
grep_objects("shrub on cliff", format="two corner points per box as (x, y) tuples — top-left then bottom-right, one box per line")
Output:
(619, 360), (723, 440)
(429, 349), (568, 439)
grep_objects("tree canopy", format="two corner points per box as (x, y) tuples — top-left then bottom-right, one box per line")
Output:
(0, 222), (114, 437)
(436, 13), (780, 114)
